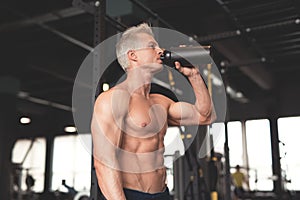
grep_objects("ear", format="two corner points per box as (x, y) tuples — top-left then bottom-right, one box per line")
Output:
(127, 50), (137, 61)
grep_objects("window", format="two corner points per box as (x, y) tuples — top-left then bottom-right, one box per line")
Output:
(164, 126), (185, 191)
(278, 116), (300, 191)
(246, 119), (273, 190)
(212, 123), (225, 155)
(52, 134), (91, 192)
(227, 121), (243, 167)
(12, 138), (46, 192)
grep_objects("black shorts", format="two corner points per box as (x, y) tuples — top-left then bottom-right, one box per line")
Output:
(234, 186), (244, 197)
(99, 187), (171, 200)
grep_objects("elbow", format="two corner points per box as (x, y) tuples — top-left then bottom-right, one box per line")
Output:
(199, 115), (214, 125)
(209, 107), (217, 123)
(198, 107), (217, 125)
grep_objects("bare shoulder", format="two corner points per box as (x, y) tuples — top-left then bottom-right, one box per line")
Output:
(94, 90), (113, 112)
(94, 87), (130, 117)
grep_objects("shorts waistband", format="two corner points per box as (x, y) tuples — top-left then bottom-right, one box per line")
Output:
(123, 187), (168, 195)
(123, 187), (170, 199)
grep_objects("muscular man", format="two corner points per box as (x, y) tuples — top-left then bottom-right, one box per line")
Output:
(91, 23), (215, 200)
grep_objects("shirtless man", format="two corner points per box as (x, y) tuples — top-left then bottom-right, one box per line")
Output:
(91, 23), (215, 200)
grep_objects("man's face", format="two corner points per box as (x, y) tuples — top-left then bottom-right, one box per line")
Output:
(134, 33), (163, 72)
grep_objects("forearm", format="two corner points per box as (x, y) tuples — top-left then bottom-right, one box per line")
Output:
(188, 72), (213, 118)
(94, 159), (126, 200)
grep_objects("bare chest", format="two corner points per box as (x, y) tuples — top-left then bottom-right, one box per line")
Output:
(124, 95), (168, 138)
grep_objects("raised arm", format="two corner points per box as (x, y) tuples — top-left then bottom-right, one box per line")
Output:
(91, 91), (127, 200)
(168, 61), (216, 126)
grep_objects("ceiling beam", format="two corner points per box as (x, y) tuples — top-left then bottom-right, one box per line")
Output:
(128, 0), (175, 29)
(213, 40), (274, 90)
(0, 7), (85, 32)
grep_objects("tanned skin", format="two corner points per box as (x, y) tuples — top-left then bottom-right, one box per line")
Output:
(91, 33), (215, 199)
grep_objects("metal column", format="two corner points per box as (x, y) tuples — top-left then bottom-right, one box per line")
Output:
(173, 151), (185, 200)
(44, 136), (54, 192)
(90, 0), (106, 200)
(0, 76), (19, 200)
(270, 117), (283, 197)
(224, 122), (232, 200)
(91, 0), (106, 199)
(241, 120), (250, 179)
(72, 0), (107, 199)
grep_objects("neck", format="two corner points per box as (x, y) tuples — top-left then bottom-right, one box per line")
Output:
(126, 67), (153, 97)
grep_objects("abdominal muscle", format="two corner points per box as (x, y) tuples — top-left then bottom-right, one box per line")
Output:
(116, 93), (170, 193)
(119, 125), (168, 193)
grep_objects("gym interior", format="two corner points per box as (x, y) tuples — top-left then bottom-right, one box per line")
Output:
(1, 0), (300, 199)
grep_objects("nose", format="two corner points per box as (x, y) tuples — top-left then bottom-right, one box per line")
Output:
(156, 47), (163, 55)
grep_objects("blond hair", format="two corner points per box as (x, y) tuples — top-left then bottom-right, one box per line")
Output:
(116, 23), (154, 71)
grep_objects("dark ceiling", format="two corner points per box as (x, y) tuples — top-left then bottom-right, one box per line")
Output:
(1, 0), (300, 137)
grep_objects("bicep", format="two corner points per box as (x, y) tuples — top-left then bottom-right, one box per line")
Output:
(91, 92), (128, 199)
(154, 94), (203, 126)
(91, 91), (127, 146)
(92, 112), (123, 146)
(168, 101), (203, 126)
(91, 98), (124, 165)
